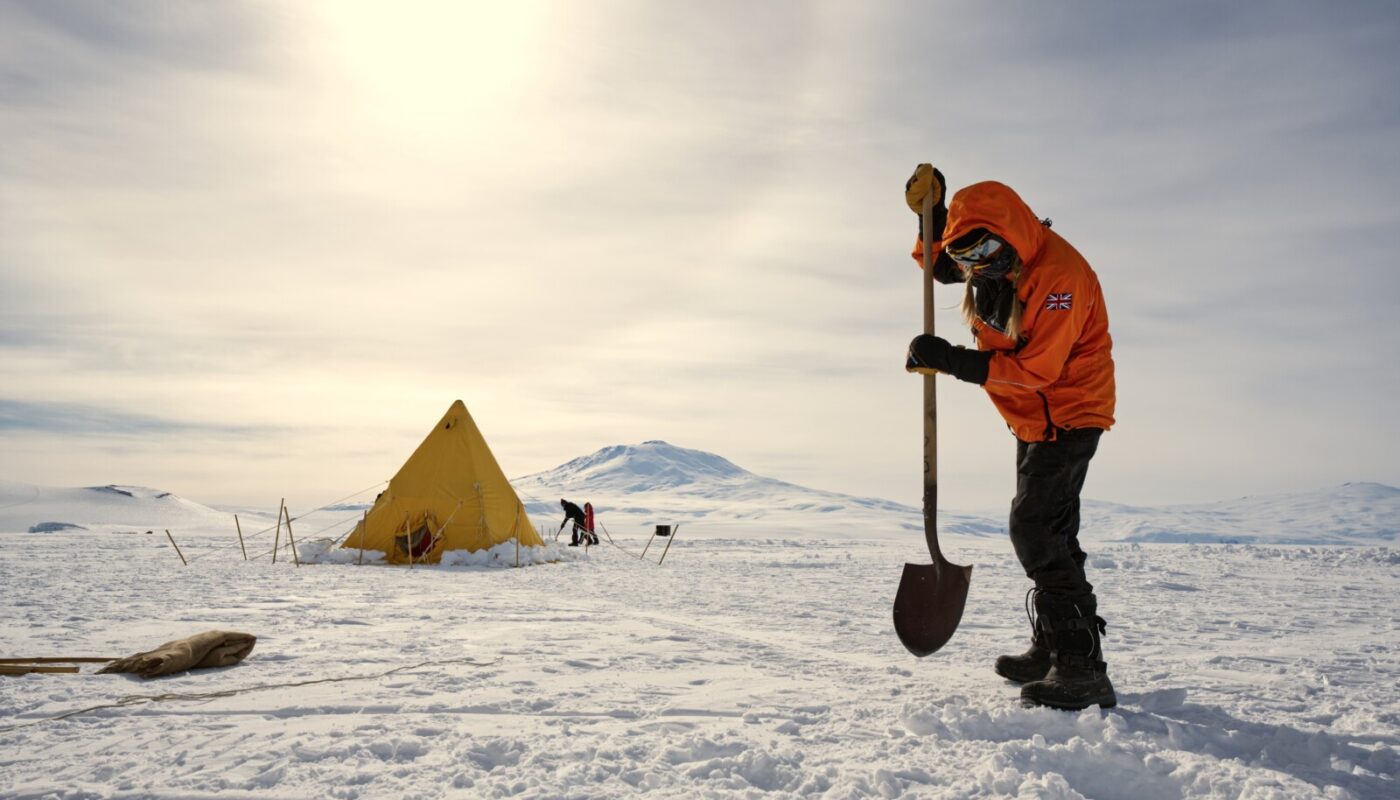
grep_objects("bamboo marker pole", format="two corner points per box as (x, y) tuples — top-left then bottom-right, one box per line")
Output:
(164, 529), (188, 565)
(234, 514), (248, 561)
(512, 501), (522, 568)
(474, 482), (486, 562)
(357, 509), (367, 566)
(271, 498), (285, 564)
(284, 505), (301, 567)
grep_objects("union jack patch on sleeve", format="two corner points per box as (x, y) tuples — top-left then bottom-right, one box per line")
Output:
(1045, 292), (1073, 311)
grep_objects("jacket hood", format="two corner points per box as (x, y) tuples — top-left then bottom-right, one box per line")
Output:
(943, 181), (1047, 265)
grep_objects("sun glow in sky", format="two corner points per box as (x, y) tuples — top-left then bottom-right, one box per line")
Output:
(1, 1), (1397, 512)
(311, 3), (549, 132)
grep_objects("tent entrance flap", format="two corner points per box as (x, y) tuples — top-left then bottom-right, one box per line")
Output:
(396, 513), (439, 559)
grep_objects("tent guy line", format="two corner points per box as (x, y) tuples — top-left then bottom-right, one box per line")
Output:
(184, 479), (388, 564)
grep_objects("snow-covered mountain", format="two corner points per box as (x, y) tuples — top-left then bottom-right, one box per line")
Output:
(0, 480), (232, 535)
(510, 440), (961, 534)
(513, 440), (914, 511)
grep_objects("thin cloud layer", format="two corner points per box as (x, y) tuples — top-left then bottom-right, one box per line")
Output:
(1, 1), (1396, 509)
(0, 398), (278, 438)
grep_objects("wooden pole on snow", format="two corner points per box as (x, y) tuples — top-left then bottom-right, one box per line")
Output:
(0, 657), (117, 664)
(284, 505), (301, 567)
(0, 664), (81, 675)
(357, 509), (367, 566)
(0, 657), (119, 676)
(234, 514), (248, 561)
(271, 498), (285, 564)
(164, 529), (188, 566)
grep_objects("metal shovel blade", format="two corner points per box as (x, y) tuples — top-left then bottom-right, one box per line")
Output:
(893, 558), (973, 657)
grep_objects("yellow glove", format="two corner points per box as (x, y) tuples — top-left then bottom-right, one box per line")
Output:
(905, 361), (941, 377)
(905, 164), (945, 214)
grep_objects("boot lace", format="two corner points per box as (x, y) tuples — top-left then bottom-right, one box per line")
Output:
(1024, 587), (1042, 643)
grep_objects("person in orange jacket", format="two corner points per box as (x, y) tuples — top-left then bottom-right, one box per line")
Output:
(904, 165), (1117, 711)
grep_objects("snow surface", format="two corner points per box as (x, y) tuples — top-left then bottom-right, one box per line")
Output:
(2, 529), (1396, 798)
(1, 446), (1398, 798)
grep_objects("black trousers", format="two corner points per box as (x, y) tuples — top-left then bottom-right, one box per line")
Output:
(1008, 428), (1102, 599)
(570, 523), (596, 545)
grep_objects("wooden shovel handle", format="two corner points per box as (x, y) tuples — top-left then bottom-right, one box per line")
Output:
(920, 182), (943, 563)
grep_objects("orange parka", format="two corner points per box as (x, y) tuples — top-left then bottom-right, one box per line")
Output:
(913, 181), (1115, 442)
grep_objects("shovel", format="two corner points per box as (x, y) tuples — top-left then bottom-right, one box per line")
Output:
(892, 169), (973, 656)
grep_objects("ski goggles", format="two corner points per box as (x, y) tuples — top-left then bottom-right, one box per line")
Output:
(946, 230), (1016, 277)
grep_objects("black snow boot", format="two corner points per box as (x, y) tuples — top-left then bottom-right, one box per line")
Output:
(996, 643), (1050, 684)
(1019, 594), (1117, 710)
(995, 589), (1051, 684)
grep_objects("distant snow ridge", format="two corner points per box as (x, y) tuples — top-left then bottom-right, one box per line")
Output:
(1082, 482), (1400, 545)
(85, 485), (174, 501)
(512, 440), (953, 532)
(0, 480), (230, 535)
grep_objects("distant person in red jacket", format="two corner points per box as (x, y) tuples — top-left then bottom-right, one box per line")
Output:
(583, 502), (599, 545)
(905, 165), (1117, 711)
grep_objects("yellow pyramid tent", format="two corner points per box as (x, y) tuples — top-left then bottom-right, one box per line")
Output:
(341, 400), (542, 564)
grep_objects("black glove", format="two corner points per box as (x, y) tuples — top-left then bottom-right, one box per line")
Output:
(905, 165), (948, 242)
(923, 203), (948, 242)
(906, 334), (991, 385)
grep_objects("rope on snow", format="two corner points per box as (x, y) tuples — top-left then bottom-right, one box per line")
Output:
(0, 656), (501, 733)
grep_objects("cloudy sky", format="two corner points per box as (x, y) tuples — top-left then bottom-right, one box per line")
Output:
(2, 1), (1397, 513)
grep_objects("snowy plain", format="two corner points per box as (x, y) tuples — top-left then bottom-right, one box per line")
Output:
(1, 444), (1397, 799)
